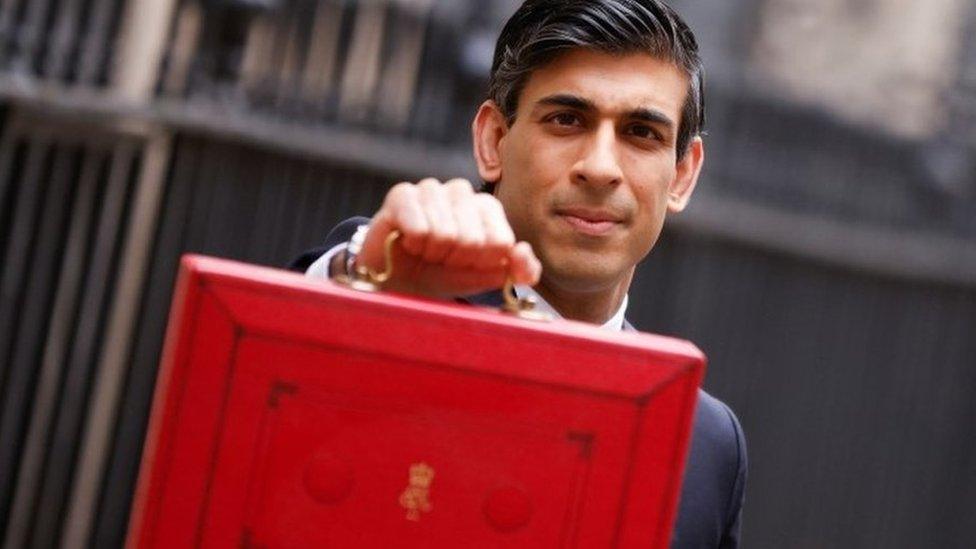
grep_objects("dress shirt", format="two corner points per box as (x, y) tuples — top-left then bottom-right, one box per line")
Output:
(514, 284), (628, 331)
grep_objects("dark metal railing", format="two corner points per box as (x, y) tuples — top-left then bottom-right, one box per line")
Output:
(0, 113), (146, 548)
(156, 0), (484, 144)
(0, 0), (127, 85)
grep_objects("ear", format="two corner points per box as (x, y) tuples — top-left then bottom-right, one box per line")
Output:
(472, 100), (508, 184)
(667, 136), (704, 213)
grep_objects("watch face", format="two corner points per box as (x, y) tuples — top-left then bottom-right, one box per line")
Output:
(348, 224), (370, 254)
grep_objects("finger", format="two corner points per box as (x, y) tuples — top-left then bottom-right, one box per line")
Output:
(376, 182), (428, 258)
(507, 241), (542, 285)
(473, 193), (516, 271)
(416, 178), (458, 263)
(443, 180), (486, 268)
(359, 183), (427, 270)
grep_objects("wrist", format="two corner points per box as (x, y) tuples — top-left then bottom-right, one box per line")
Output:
(340, 224), (370, 278)
(328, 249), (348, 278)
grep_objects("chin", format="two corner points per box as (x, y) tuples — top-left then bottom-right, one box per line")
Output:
(543, 261), (627, 293)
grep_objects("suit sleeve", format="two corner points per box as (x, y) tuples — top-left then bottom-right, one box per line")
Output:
(718, 402), (748, 549)
(288, 216), (373, 272)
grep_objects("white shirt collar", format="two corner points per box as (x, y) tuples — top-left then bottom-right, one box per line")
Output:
(514, 285), (628, 331)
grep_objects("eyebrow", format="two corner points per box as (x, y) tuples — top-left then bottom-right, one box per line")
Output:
(536, 93), (595, 112)
(535, 93), (675, 131)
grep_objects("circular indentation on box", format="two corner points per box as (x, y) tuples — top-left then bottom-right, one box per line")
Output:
(303, 452), (354, 505)
(483, 486), (533, 532)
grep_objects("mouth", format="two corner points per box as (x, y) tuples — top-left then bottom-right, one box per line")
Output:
(555, 207), (624, 236)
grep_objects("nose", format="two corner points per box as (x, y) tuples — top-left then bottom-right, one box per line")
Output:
(571, 122), (623, 187)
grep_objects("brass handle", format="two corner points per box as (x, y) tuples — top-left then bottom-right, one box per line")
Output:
(334, 229), (400, 293)
(502, 278), (551, 321)
(337, 229), (551, 321)
(355, 229), (400, 285)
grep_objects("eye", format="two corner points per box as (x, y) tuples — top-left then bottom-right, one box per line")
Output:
(547, 112), (582, 127)
(625, 123), (659, 141)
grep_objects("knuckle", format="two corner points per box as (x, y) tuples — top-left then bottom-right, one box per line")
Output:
(486, 232), (514, 248)
(473, 191), (497, 205)
(479, 191), (502, 204)
(416, 177), (442, 190)
(428, 225), (457, 244)
(476, 193), (506, 213)
(386, 181), (414, 202)
(456, 232), (485, 249)
(445, 178), (474, 193)
(454, 236), (475, 250)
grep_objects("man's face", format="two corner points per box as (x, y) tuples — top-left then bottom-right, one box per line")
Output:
(489, 49), (699, 294)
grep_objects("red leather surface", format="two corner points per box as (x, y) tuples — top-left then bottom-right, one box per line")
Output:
(127, 255), (704, 548)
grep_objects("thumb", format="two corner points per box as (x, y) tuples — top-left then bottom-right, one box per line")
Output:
(507, 241), (542, 286)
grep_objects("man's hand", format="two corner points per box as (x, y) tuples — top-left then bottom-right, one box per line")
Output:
(355, 178), (541, 298)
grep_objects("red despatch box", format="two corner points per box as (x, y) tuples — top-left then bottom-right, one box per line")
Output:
(127, 255), (704, 548)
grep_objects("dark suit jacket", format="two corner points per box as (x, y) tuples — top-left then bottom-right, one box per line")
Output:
(291, 217), (747, 548)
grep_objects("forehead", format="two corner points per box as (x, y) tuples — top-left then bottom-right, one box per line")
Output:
(518, 49), (689, 119)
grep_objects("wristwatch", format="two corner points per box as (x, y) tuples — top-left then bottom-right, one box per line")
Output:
(344, 224), (370, 278)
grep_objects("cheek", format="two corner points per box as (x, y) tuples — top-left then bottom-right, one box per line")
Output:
(629, 165), (675, 240)
(630, 162), (674, 209)
(514, 129), (574, 177)
(500, 135), (562, 204)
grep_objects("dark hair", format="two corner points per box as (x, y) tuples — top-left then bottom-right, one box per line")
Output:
(484, 0), (704, 190)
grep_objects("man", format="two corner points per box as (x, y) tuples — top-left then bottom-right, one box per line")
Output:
(293, 1), (746, 546)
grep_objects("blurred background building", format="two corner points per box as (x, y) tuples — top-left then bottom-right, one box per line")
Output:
(0, 0), (973, 547)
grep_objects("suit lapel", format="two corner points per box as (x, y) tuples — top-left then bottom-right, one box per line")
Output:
(462, 290), (505, 308)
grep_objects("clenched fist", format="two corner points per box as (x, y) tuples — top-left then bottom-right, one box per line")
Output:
(354, 178), (542, 298)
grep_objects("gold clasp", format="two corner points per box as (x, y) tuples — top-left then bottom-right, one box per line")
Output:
(501, 278), (551, 322)
(335, 229), (550, 321)
(334, 229), (400, 293)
